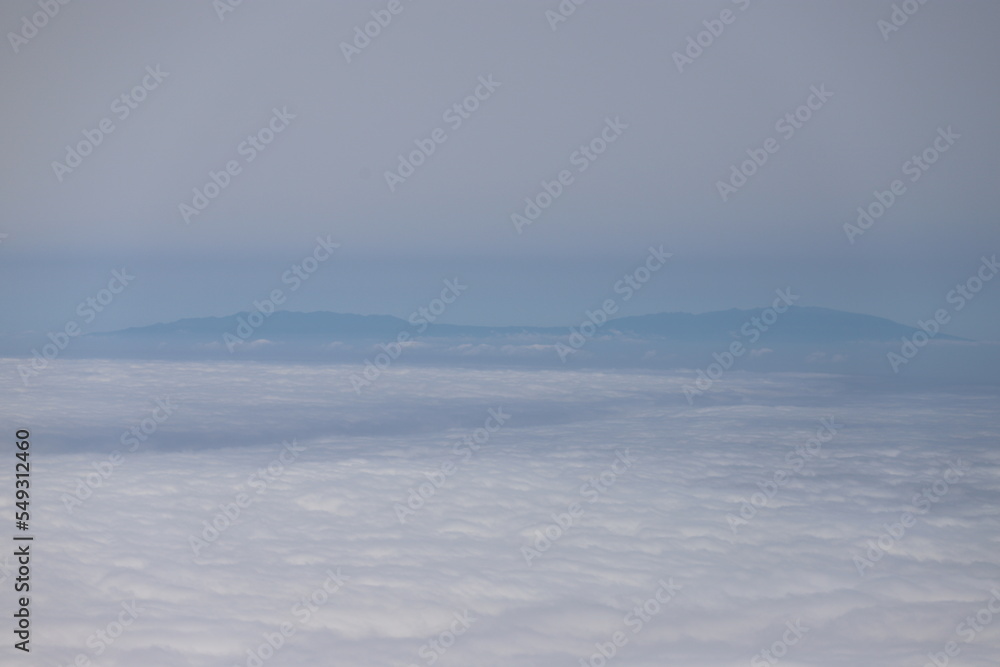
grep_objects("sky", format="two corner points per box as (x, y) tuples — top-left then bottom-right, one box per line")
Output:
(4, 359), (999, 666)
(1, 0), (999, 338)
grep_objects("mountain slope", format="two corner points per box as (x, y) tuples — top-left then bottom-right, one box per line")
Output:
(92, 306), (967, 343)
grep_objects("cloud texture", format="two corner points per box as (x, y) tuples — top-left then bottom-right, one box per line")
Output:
(1, 359), (998, 666)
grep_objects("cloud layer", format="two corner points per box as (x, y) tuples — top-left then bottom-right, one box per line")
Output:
(2, 359), (999, 666)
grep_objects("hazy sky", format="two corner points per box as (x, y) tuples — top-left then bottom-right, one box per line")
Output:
(2, 0), (998, 337)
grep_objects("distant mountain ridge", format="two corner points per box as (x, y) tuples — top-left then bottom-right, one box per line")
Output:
(26, 304), (991, 382)
(94, 306), (967, 343)
(607, 307), (968, 343)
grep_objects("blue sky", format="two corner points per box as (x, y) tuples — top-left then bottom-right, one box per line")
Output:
(1, 0), (998, 338)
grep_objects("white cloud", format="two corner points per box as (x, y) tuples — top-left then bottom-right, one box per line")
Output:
(1, 359), (999, 666)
